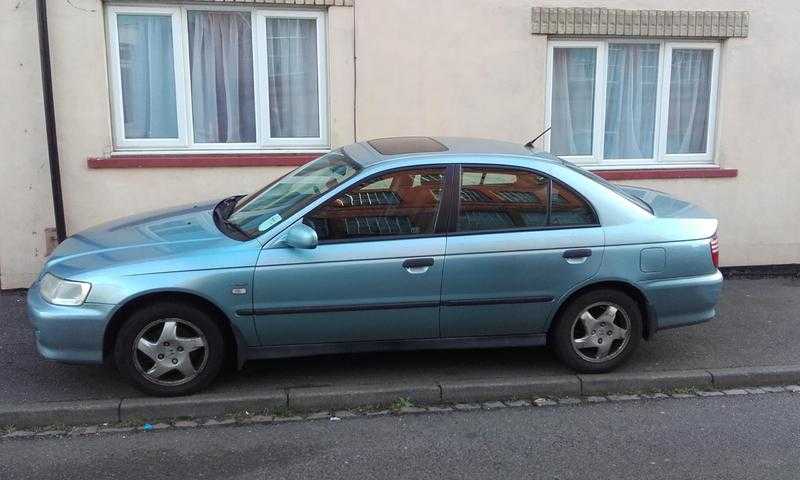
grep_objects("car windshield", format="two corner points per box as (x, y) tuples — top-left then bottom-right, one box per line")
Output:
(227, 150), (361, 237)
(559, 161), (654, 214)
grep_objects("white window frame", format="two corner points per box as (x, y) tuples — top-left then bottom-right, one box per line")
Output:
(106, 5), (188, 150)
(545, 39), (720, 168)
(106, 5), (328, 152)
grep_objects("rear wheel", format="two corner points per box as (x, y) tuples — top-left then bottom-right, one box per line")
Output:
(549, 289), (642, 373)
(114, 302), (226, 396)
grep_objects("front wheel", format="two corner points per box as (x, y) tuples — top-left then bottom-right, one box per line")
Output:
(549, 289), (642, 373)
(114, 302), (226, 396)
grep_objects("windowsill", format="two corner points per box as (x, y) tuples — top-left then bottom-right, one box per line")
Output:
(589, 166), (738, 181)
(87, 151), (327, 169)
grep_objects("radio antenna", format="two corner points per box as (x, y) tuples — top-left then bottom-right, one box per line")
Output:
(524, 126), (551, 149)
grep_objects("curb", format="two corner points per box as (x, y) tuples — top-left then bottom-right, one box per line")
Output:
(3, 364), (800, 429)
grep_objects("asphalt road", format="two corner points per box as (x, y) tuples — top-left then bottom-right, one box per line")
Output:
(1, 277), (799, 403)
(2, 392), (800, 479)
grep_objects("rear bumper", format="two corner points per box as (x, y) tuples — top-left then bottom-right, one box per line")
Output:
(642, 269), (723, 331)
(26, 283), (113, 365)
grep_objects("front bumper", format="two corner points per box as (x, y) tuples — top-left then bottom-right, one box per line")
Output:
(643, 269), (724, 331)
(26, 283), (114, 365)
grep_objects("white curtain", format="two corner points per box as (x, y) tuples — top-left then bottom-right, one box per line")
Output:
(265, 18), (320, 138)
(117, 15), (178, 139)
(667, 49), (713, 154)
(188, 11), (256, 143)
(604, 44), (660, 159)
(550, 48), (596, 156)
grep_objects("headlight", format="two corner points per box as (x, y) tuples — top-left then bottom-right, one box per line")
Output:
(39, 273), (91, 306)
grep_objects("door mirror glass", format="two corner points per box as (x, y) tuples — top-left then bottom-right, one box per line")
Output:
(285, 222), (318, 249)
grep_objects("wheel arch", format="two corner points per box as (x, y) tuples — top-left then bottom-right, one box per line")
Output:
(102, 291), (246, 369)
(548, 280), (656, 340)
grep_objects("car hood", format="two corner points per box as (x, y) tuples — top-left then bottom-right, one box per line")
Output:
(43, 200), (254, 280)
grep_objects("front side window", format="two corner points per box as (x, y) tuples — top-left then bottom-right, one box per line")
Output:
(107, 6), (327, 150)
(305, 168), (446, 242)
(456, 167), (596, 233)
(547, 40), (719, 166)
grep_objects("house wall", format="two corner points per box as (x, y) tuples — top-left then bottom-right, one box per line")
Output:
(0, 0), (797, 288)
(0, 0), (56, 289)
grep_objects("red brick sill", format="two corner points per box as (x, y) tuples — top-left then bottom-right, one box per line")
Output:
(87, 154), (739, 180)
(87, 153), (322, 169)
(594, 167), (738, 180)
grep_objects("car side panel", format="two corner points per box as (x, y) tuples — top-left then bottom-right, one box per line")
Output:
(589, 234), (722, 331)
(441, 227), (604, 336)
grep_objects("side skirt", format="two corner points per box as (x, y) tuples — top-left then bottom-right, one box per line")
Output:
(245, 334), (548, 361)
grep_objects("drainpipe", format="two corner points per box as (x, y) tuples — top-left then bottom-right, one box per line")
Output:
(36, 0), (67, 243)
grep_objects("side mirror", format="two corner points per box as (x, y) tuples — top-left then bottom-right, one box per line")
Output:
(285, 222), (318, 249)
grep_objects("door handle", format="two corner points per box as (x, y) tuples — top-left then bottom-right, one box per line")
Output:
(403, 257), (434, 274)
(563, 249), (592, 264)
(563, 249), (592, 259)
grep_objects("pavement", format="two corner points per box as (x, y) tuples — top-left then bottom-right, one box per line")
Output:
(2, 390), (800, 479)
(1, 276), (799, 426)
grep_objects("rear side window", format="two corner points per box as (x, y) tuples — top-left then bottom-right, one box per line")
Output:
(550, 180), (597, 226)
(305, 167), (446, 242)
(456, 167), (597, 233)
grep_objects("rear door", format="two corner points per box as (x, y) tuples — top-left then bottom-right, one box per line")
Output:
(440, 166), (604, 337)
(253, 166), (451, 345)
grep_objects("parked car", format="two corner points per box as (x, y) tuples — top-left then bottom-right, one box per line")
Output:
(27, 137), (723, 396)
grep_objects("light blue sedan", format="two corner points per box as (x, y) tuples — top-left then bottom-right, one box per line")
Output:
(27, 137), (723, 396)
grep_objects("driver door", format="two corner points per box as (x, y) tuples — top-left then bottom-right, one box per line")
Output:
(252, 166), (450, 346)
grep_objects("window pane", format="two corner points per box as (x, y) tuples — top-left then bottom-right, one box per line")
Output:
(551, 48), (596, 156)
(117, 14), (178, 139)
(604, 44), (660, 159)
(457, 169), (548, 232)
(550, 181), (596, 226)
(306, 168), (445, 241)
(188, 11), (256, 143)
(666, 49), (713, 154)
(265, 18), (320, 138)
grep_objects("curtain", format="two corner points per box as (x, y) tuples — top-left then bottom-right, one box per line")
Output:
(666, 49), (713, 154)
(550, 48), (596, 156)
(265, 18), (320, 138)
(603, 44), (660, 159)
(117, 15), (178, 139)
(188, 11), (256, 143)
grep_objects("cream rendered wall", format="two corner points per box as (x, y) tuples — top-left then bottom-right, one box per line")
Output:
(0, 2), (355, 289)
(355, 0), (800, 267)
(2, 0), (797, 288)
(0, 0), (56, 289)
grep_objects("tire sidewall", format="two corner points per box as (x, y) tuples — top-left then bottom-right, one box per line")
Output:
(114, 302), (226, 396)
(550, 289), (642, 373)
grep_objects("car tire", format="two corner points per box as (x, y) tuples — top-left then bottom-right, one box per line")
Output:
(549, 289), (642, 374)
(114, 301), (226, 396)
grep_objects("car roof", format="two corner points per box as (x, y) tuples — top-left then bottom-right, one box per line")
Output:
(342, 136), (564, 168)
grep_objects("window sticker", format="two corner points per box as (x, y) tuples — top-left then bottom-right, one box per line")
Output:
(258, 213), (283, 232)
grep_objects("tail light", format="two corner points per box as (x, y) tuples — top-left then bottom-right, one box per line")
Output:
(710, 231), (719, 268)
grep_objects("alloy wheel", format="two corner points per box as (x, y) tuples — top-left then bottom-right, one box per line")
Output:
(132, 318), (209, 386)
(570, 302), (631, 363)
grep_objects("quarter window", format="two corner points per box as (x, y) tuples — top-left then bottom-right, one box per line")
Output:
(305, 168), (446, 242)
(456, 168), (597, 233)
(106, 6), (327, 151)
(547, 40), (719, 166)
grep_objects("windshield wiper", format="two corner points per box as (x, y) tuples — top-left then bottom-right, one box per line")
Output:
(213, 195), (251, 240)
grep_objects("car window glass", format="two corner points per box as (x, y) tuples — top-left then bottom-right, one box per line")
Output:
(457, 168), (549, 232)
(550, 180), (597, 226)
(305, 168), (446, 241)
